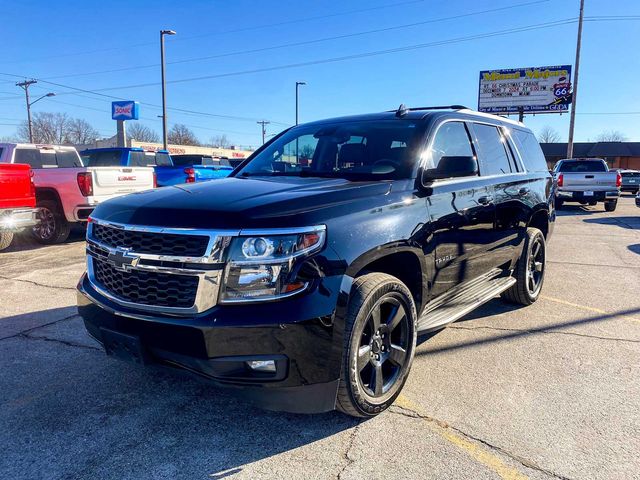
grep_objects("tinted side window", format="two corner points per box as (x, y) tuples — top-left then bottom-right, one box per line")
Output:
(129, 151), (148, 166)
(87, 151), (122, 167)
(56, 150), (82, 167)
(155, 153), (172, 166)
(473, 123), (512, 175)
(14, 149), (43, 168)
(512, 129), (548, 172)
(430, 122), (475, 170)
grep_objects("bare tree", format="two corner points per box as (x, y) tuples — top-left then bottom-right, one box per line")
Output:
(66, 118), (99, 144)
(18, 112), (70, 144)
(537, 126), (561, 143)
(596, 130), (628, 142)
(127, 123), (160, 143)
(168, 124), (199, 145)
(210, 134), (231, 148)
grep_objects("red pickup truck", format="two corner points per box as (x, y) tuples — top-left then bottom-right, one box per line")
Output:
(0, 163), (39, 251)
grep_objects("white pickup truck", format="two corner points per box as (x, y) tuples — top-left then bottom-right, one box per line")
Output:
(0, 143), (156, 244)
(553, 158), (621, 212)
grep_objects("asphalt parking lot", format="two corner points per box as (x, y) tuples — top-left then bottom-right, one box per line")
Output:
(1, 196), (638, 480)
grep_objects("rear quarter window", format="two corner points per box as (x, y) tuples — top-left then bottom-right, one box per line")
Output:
(511, 129), (548, 172)
(14, 149), (43, 168)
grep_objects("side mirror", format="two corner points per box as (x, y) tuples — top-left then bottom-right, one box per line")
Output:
(422, 156), (478, 183)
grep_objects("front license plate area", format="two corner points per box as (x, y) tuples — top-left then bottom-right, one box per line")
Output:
(583, 191), (594, 196)
(101, 328), (148, 365)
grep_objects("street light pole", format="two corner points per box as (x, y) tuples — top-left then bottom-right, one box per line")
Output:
(295, 81), (306, 126)
(160, 29), (176, 150)
(16, 79), (55, 143)
(567, 0), (585, 159)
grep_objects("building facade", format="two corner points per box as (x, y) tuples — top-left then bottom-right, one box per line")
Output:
(540, 142), (640, 170)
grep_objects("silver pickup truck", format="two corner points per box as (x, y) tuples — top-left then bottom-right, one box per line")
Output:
(553, 158), (621, 212)
(0, 143), (156, 244)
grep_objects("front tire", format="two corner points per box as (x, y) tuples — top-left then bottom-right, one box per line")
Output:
(336, 273), (417, 418)
(32, 200), (71, 244)
(0, 231), (14, 251)
(501, 227), (546, 306)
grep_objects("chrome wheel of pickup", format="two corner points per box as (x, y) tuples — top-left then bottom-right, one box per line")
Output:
(32, 200), (71, 245)
(33, 206), (56, 241)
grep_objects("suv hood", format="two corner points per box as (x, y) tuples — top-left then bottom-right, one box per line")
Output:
(92, 176), (394, 229)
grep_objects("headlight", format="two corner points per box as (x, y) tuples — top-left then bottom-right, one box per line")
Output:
(219, 227), (326, 303)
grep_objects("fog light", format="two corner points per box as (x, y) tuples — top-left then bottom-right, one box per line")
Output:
(246, 360), (276, 373)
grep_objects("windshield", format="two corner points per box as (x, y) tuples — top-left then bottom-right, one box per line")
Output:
(236, 120), (423, 180)
(558, 160), (607, 173)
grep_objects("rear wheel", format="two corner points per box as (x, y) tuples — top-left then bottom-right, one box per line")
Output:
(32, 200), (71, 244)
(588, 200), (597, 206)
(604, 200), (617, 212)
(555, 199), (563, 210)
(0, 231), (14, 251)
(336, 273), (417, 418)
(502, 227), (546, 306)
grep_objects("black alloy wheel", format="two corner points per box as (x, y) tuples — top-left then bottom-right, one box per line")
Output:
(357, 295), (410, 398)
(33, 206), (56, 242)
(526, 234), (545, 297)
(336, 272), (417, 417)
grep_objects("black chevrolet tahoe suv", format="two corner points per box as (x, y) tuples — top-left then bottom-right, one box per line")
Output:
(77, 106), (555, 417)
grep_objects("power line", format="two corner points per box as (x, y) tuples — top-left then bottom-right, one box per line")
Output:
(0, 0), (429, 65)
(40, 0), (551, 81)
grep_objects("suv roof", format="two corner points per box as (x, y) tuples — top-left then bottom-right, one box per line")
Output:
(301, 106), (524, 128)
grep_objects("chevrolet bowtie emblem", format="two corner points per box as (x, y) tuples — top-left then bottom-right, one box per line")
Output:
(107, 247), (140, 272)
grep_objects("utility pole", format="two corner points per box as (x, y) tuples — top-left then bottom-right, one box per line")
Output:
(295, 81), (306, 125)
(160, 29), (176, 150)
(567, 0), (585, 159)
(257, 120), (270, 145)
(16, 79), (37, 143)
(16, 79), (55, 143)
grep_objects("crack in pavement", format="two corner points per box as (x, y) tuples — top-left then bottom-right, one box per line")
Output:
(336, 421), (362, 479)
(20, 331), (101, 352)
(448, 325), (640, 344)
(389, 405), (573, 480)
(0, 313), (80, 341)
(0, 274), (77, 291)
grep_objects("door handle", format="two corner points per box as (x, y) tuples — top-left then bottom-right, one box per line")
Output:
(478, 196), (493, 206)
(518, 187), (530, 196)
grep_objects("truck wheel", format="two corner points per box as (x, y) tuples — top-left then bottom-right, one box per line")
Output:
(604, 200), (617, 212)
(555, 199), (563, 210)
(588, 201), (597, 206)
(0, 231), (14, 251)
(501, 227), (546, 306)
(336, 273), (417, 418)
(32, 200), (71, 244)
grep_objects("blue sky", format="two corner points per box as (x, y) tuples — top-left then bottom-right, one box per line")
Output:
(1, 0), (638, 148)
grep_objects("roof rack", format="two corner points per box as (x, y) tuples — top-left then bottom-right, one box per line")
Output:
(392, 104), (469, 117)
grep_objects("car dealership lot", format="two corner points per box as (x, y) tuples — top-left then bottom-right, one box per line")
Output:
(1, 197), (639, 480)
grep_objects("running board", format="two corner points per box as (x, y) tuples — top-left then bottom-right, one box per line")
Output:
(417, 270), (516, 333)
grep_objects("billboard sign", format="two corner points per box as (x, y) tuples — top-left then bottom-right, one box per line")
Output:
(478, 65), (572, 114)
(111, 101), (140, 121)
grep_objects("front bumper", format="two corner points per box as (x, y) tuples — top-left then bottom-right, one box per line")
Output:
(555, 190), (619, 202)
(0, 207), (39, 231)
(77, 272), (349, 413)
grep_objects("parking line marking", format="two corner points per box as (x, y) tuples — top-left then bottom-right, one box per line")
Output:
(541, 295), (640, 325)
(394, 395), (529, 480)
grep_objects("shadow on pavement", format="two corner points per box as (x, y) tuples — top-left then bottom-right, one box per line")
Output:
(583, 217), (640, 229)
(0, 306), (360, 479)
(555, 205), (601, 216)
(3, 226), (86, 253)
(416, 306), (640, 357)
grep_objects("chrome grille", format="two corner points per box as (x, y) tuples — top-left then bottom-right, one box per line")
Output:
(92, 257), (198, 308)
(93, 222), (209, 257)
